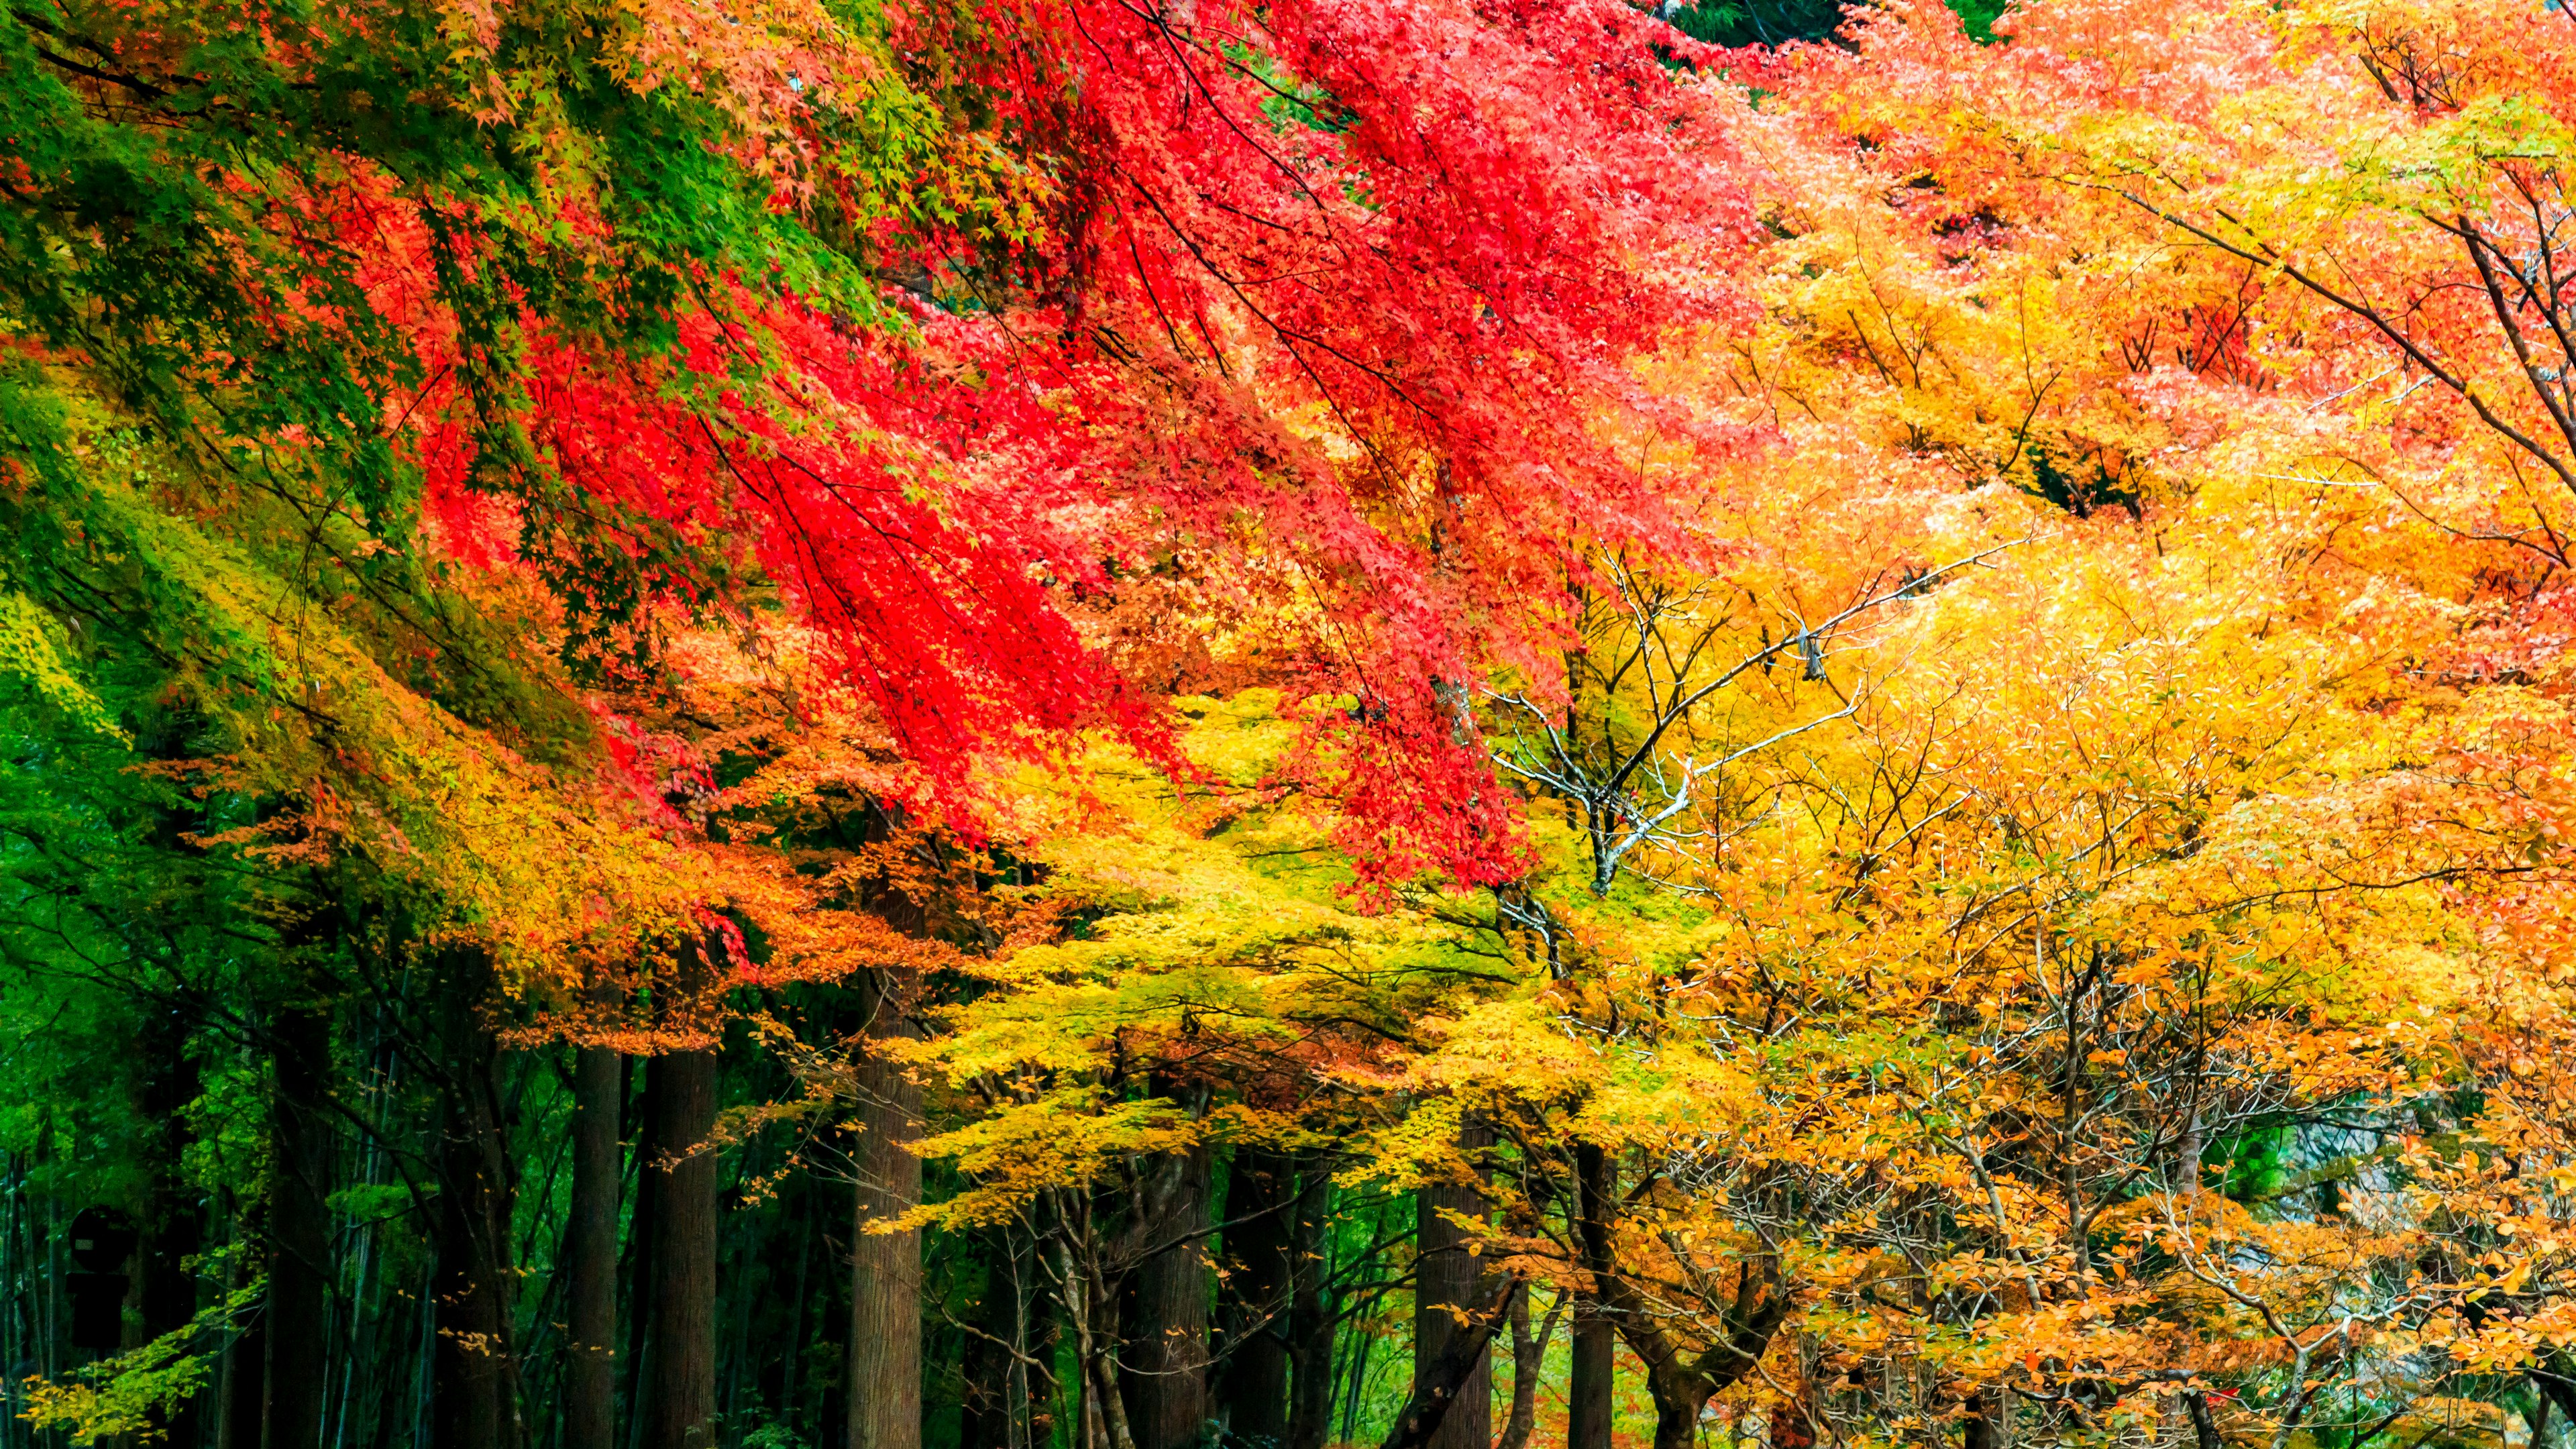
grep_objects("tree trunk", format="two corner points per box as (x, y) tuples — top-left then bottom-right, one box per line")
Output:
(1645, 1365), (1711, 1449)
(959, 1225), (1023, 1449)
(1283, 1167), (1337, 1449)
(1379, 1273), (1522, 1449)
(137, 1006), (204, 1444)
(434, 978), (527, 1449)
(1121, 1144), (1214, 1449)
(566, 1041), (622, 1449)
(1568, 1142), (1616, 1449)
(267, 1000), (333, 1449)
(1023, 1252), (1063, 1449)
(2182, 1391), (2220, 1449)
(1497, 1283), (1561, 1449)
(1220, 1148), (1297, 1448)
(643, 1046), (719, 1449)
(1067, 1237), (1140, 1449)
(621, 1055), (656, 1449)
(1413, 1121), (1493, 1449)
(849, 968), (922, 1449)
(2534, 1360), (2576, 1449)
(1965, 1391), (2001, 1449)
(217, 1191), (264, 1449)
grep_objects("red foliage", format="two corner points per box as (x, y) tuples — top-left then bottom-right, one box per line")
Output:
(348, 0), (1766, 879)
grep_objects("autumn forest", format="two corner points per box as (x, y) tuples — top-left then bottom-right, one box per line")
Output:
(0, 0), (2571, 1447)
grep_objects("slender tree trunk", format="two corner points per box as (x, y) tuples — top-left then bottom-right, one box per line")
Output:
(1120, 1142), (1214, 1449)
(218, 1191), (264, 1449)
(643, 1046), (718, 1449)
(1024, 1250), (1063, 1449)
(2174, 1108), (2204, 1208)
(1568, 1142), (1616, 1449)
(958, 1224), (1021, 1449)
(849, 968), (922, 1449)
(1414, 1122), (1493, 1449)
(2182, 1391), (2220, 1449)
(566, 1041), (623, 1449)
(434, 976), (527, 1449)
(2534, 1361), (2576, 1449)
(1220, 1148), (1297, 1448)
(137, 1008), (204, 1444)
(1284, 1167), (1336, 1449)
(1497, 1284), (1561, 1449)
(1065, 1238), (1139, 1449)
(621, 1055), (657, 1449)
(268, 999), (334, 1449)
(1340, 1326), (1374, 1448)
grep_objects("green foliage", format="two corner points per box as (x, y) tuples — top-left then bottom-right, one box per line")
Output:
(1667, 0), (2008, 45)
(18, 1283), (261, 1444)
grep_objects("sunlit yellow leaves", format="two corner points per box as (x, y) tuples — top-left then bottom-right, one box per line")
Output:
(0, 588), (123, 743)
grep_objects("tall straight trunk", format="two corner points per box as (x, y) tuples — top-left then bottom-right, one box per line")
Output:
(137, 1008), (204, 1444)
(268, 1000), (334, 1449)
(621, 1058), (657, 1449)
(1023, 1252), (1063, 1449)
(1121, 1145), (1214, 1449)
(1283, 1167), (1336, 1449)
(433, 973), (527, 1449)
(1381, 1273), (1523, 1449)
(218, 1192), (264, 1449)
(849, 968), (922, 1449)
(959, 1225), (1024, 1449)
(566, 1042), (623, 1449)
(1568, 1142), (1615, 1449)
(642, 1046), (719, 1449)
(1414, 1123), (1493, 1449)
(1219, 1148), (1297, 1448)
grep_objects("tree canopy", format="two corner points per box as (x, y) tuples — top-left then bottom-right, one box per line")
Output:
(5, 0), (2576, 1448)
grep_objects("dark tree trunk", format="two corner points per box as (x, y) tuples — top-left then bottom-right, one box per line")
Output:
(643, 1046), (719, 1449)
(849, 968), (922, 1449)
(1121, 1144), (1214, 1449)
(1283, 1167), (1337, 1449)
(267, 1000), (333, 1449)
(1964, 1391), (2001, 1449)
(137, 1006), (204, 1443)
(217, 1192), (264, 1449)
(1644, 1366), (1711, 1449)
(621, 1055), (657, 1448)
(1022, 1255), (1062, 1449)
(128, 718), (207, 1444)
(1379, 1273), (1522, 1449)
(959, 1225), (1029, 1449)
(2183, 1391), (2220, 1449)
(1414, 1123), (1493, 1449)
(2534, 1360), (2576, 1449)
(956, 1258), (1007, 1449)
(1568, 1142), (1615, 1449)
(566, 1042), (623, 1449)
(1219, 1148), (1297, 1448)
(434, 977), (527, 1449)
